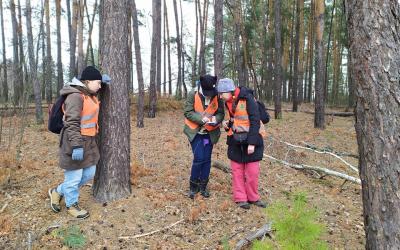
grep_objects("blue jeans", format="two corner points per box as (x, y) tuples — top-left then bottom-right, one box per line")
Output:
(190, 134), (213, 181)
(56, 165), (96, 207)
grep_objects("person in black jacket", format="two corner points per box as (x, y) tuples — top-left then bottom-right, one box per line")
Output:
(217, 78), (266, 209)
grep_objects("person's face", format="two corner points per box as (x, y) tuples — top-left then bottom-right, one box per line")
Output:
(219, 92), (232, 101)
(87, 80), (102, 93)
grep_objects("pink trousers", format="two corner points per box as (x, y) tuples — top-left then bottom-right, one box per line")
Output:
(230, 160), (260, 202)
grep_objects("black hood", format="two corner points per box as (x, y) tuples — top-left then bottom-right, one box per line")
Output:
(237, 86), (254, 99)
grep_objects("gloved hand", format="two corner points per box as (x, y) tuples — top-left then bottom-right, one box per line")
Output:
(72, 148), (84, 161)
(102, 74), (111, 85)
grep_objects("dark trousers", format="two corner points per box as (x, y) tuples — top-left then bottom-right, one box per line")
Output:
(190, 134), (213, 181)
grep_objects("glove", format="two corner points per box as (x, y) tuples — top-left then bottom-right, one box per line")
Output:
(101, 74), (111, 85)
(72, 148), (84, 161)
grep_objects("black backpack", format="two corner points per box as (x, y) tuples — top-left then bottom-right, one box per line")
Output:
(48, 95), (67, 134)
(257, 100), (270, 124)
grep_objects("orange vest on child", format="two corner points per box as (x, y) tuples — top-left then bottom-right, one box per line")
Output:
(185, 93), (219, 132)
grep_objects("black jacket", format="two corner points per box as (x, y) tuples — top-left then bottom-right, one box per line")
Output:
(226, 87), (264, 163)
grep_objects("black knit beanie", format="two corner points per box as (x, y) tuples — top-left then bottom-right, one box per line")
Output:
(80, 66), (102, 81)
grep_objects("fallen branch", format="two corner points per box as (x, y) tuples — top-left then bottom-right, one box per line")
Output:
(0, 202), (8, 213)
(301, 142), (359, 159)
(264, 154), (361, 184)
(212, 160), (231, 173)
(234, 223), (273, 250)
(274, 138), (358, 173)
(118, 219), (184, 240)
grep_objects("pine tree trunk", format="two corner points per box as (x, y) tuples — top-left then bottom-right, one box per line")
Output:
(17, 0), (25, 100)
(84, 0), (97, 66)
(274, 0), (282, 119)
(297, 0), (305, 104)
(165, 1), (172, 96)
(307, 0), (314, 103)
(69, 0), (78, 79)
(148, 0), (160, 117)
(45, 0), (52, 103)
(77, 0), (85, 74)
(0, 0), (8, 102)
(55, 0), (64, 95)
(156, 0), (162, 95)
(179, 0), (187, 98)
(10, 0), (21, 106)
(324, 0), (336, 103)
(173, 0), (182, 98)
(132, 0), (144, 128)
(288, 0), (295, 102)
(292, 0), (301, 112)
(26, 0), (43, 124)
(163, 0), (167, 95)
(93, 0), (131, 202)
(347, 0), (400, 247)
(214, 0), (223, 79)
(314, 0), (325, 129)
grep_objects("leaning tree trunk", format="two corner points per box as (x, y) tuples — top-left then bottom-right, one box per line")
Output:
(93, 0), (131, 202)
(274, 0), (283, 119)
(0, 0), (7, 102)
(214, 0), (223, 78)
(131, 0), (145, 128)
(26, 0), (43, 124)
(55, 0), (64, 95)
(314, 0), (325, 129)
(347, 0), (400, 248)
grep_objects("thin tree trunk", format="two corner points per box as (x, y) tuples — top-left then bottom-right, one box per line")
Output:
(69, 0), (78, 78)
(314, 0), (325, 129)
(148, 0), (160, 117)
(10, 0), (21, 106)
(94, 0), (131, 202)
(173, 0), (182, 98)
(274, 0), (282, 119)
(0, 0), (8, 102)
(45, 0), (52, 103)
(165, 0), (172, 96)
(156, 0), (162, 95)
(192, 0), (199, 87)
(77, 0), (85, 74)
(297, 0), (305, 105)
(132, 0), (144, 128)
(292, 0), (301, 112)
(41, 2), (46, 99)
(163, 0), (166, 95)
(347, 0), (400, 247)
(324, 0), (336, 103)
(179, 0), (187, 98)
(56, 0), (64, 95)
(84, 0), (98, 66)
(17, 0), (25, 100)
(214, 0), (223, 78)
(307, 0), (314, 102)
(288, 0), (295, 102)
(26, 0), (44, 124)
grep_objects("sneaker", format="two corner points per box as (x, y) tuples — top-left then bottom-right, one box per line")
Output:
(48, 188), (62, 213)
(236, 202), (251, 209)
(249, 200), (267, 208)
(67, 203), (89, 219)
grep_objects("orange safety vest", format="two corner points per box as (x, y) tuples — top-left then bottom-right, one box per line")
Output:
(80, 95), (100, 136)
(227, 98), (266, 138)
(185, 93), (220, 131)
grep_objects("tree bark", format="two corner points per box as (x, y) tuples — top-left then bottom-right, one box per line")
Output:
(94, 0), (131, 202)
(292, 0), (301, 112)
(324, 0), (336, 103)
(156, 0), (162, 95)
(165, 0), (172, 96)
(55, 0), (64, 95)
(297, 0), (305, 104)
(173, 0), (182, 98)
(0, 0), (7, 102)
(17, 0), (25, 100)
(213, 0), (223, 78)
(45, 0), (53, 103)
(10, 0), (21, 106)
(148, 0), (160, 117)
(26, 0), (44, 124)
(348, 0), (400, 248)
(131, 0), (144, 128)
(314, 0), (325, 129)
(307, 0), (314, 103)
(273, 0), (282, 119)
(77, 0), (85, 74)
(69, 0), (78, 79)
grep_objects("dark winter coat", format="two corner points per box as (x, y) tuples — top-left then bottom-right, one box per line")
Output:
(59, 83), (100, 170)
(226, 87), (264, 163)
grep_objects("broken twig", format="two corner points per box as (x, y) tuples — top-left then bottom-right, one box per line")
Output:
(118, 219), (184, 240)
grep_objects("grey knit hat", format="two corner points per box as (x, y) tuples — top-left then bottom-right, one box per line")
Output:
(217, 78), (235, 93)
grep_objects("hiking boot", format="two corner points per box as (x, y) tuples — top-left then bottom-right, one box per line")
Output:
(249, 200), (267, 208)
(189, 180), (200, 199)
(48, 188), (62, 213)
(199, 179), (210, 198)
(236, 202), (251, 209)
(67, 203), (89, 219)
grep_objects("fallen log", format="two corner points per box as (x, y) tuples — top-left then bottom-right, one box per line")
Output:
(212, 160), (231, 173)
(234, 223), (272, 250)
(264, 154), (361, 184)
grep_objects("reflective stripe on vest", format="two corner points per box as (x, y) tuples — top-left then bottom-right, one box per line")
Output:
(184, 93), (219, 131)
(80, 95), (99, 136)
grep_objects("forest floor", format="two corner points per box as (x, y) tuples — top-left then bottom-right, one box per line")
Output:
(0, 100), (365, 249)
